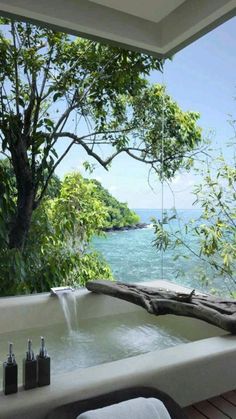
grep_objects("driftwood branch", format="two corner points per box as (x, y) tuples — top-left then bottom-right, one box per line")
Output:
(86, 280), (236, 334)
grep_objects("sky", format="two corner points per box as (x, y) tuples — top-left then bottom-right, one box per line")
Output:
(55, 16), (236, 209)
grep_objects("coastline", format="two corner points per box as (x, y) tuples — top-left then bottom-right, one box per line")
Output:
(103, 222), (149, 233)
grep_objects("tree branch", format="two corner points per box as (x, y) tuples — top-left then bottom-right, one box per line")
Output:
(52, 130), (133, 169)
(11, 22), (20, 116)
(23, 72), (37, 140)
(86, 280), (236, 334)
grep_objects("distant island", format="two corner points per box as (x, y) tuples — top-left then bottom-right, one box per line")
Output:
(92, 180), (149, 232)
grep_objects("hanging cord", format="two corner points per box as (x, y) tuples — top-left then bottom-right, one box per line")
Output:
(160, 70), (165, 281)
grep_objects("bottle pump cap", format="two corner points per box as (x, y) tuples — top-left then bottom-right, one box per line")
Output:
(7, 342), (15, 364)
(26, 339), (35, 361)
(39, 336), (48, 358)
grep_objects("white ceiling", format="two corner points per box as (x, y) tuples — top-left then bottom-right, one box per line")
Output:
(0, 0), (235, 57)
(89, 0), (186, 23)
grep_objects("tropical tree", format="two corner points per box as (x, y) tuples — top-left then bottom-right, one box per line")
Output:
(152, 127), (236, 295)
(0, 18), (203, 253)
(0, 170), (112, 295)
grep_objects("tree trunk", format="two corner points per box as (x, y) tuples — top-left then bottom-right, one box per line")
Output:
(86, 280), (236, 334)
(8, 133), (35, 250)
(8, 182), (34, 250)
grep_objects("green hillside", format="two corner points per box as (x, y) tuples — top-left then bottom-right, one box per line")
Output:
(92, 180), (140, 229)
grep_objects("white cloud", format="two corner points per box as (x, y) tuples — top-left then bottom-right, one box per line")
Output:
(108, 185), (118, 192)
(171, 174), (181, 185)
(170, 173), (195, 190)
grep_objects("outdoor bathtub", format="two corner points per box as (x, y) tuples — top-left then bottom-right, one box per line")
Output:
(0, 281), (235, 419)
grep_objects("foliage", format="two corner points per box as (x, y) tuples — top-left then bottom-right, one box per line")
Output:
(0, 160), (16, 247)
(92, 180), (140, 228)
(0, 18), (202, 252)
(152, 137), (236, 294)
(66, 252), (112, 288)
(0, 170), (112, 295)
(129, 85), (202, 178)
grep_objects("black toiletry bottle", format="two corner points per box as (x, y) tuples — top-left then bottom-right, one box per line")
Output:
(23, 339), (37, 390)
(3, 343), (18, 395)
(37, 336), (50, 386)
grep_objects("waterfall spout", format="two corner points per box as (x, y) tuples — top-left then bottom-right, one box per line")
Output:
(50, 287), (78, 332)
(50, 286), (74, 296)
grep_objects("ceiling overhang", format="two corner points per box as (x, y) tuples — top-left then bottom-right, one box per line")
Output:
(0, 0), (235, 57)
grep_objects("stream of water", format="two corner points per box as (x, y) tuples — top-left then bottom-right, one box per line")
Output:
(57, 291), (78, 332)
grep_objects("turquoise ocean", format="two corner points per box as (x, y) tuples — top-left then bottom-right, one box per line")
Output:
(92, 209), (229, 294)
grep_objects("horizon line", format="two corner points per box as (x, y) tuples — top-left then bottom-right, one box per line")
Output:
(132, 208), (201, 210)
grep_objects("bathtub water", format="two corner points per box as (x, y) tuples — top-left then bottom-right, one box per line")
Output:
(0, 310), (190, 386)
